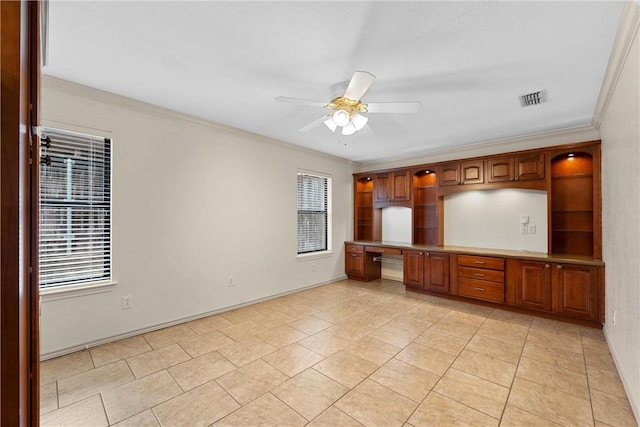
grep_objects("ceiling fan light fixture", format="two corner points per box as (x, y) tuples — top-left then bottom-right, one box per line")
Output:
(351, 113), (368, 131)
(332, 110), (350, 127)
(342, 122), (357, 136)
(324, 117), (337, 133)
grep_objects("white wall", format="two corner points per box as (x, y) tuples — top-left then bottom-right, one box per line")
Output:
(599, 7), (640, 421)
(40, 77), (355, 357)
(444, 189), (548, 253)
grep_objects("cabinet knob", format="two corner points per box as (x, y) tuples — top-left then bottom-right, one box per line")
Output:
(545, 264), (550, 268)
(557, 265), (563, 270)
(419, 252), (423, 256)
(426, 252), (430, 256)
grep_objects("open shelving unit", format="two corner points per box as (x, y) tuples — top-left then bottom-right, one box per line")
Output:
(412, 169), (439, 245)
(550, 152), (595, 257)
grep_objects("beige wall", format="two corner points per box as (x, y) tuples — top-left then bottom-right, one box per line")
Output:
(600, 10), (640, 421)
(40, 77), (355, 357)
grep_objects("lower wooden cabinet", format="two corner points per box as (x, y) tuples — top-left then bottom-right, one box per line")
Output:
(345, 252), (365, 277)
(515, 261), (553, 311)
(403, 250), (450, 293)
(555, 263), (598, 320)
(513, 260), (599, 321)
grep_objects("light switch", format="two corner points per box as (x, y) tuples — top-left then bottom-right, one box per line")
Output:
(520, 215), (529, 224)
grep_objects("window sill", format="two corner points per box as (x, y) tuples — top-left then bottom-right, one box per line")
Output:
(40, 280), (117, 302)
(297, 251), (334, 261)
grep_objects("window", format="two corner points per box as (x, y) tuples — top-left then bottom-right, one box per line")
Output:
(297, 171), (332, 255)
(39, 127), (112, 289)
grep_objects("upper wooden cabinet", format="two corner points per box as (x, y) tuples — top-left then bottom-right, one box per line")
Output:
(515, 153), (545, 180)
(461, 161), (484, 184)
(374, 169), (411, 207)
(486, 157), (515, 183)
(439, 163), (460, 186)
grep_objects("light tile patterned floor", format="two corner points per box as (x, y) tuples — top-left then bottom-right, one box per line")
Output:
(40, 279), (639, 427)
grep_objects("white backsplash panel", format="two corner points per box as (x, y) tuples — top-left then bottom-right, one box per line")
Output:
(444, 189), (548, 253)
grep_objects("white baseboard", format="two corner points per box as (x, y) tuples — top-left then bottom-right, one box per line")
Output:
(603, 327), (640, 425)
(40, 276), (346, 361)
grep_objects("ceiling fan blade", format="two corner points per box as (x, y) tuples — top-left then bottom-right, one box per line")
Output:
(299, 114), (331, 133)
(365, 102), (421, 114)
(275, 96), (327, 108)
(343, 71), (376, 101)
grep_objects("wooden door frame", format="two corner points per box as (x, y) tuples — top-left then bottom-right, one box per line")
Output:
(1, 1), (40, 425)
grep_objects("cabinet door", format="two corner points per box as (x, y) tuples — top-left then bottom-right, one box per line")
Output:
(516, 153), (545, 180)
(374, 174), (391, 203)
(516, 261), (552, 311)
(486, 158), (514, 183)
(461, 161), (484, 184)
(439, 163), (460, 186)
(392, 170), (411, 202)
(554, 264), (597, 320)
(345, 253), (365, 277)
(425, 252), (450, 293)
(403, 250), (424, 288)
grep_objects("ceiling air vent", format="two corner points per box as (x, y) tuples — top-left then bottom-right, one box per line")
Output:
(519, 90), (546, 107)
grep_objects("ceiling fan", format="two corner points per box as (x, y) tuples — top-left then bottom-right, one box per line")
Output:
(276, 71), (421, 136)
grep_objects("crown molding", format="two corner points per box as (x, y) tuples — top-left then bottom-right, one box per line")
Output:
(357, 124), (599, 171)
(592, 1), (640, 129)
(42, 75), (355, 167)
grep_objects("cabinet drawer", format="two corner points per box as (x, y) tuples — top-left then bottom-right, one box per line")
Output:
(459, 277), (505, 303)
(458, 266), (504, 283)
(365, 246), (402, 255)
(346, 244), (364, 254)
(457, 255), (504, 271)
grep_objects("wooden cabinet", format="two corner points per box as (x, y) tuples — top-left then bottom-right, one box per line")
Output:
(412, 169), (439, 245)
(353, 175), (379, 241)
(403, 250), (424, 288)
(374, 169), (411, 207)
(461, 161), (484, 184)
(345, 244), (380, 282)
(514, 261), (553, 311)
(439, 163), (460, 186)
(516, 153), (545, 180)
(554, 263), (598, 320)
(457, 255), (505, 303)
(550, 149), (599, 257)
(486, 157), (514, 182)
(425, 252), (450, 293)
(513, 260), (598, 321)
(403, 250), (450, 293)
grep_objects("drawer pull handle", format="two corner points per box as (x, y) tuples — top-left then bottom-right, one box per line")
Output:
(379, 249), (384, 252)
(474, 287), (485, 292)
(474, 261), (485, 264)
(557, 265), (563, 270)
(351, 253), (358, 257)
(474, 273), (485, 277)
(545, 264), (550, 268)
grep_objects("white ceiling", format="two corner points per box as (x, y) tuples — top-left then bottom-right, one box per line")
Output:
(45, 1), (624, 163)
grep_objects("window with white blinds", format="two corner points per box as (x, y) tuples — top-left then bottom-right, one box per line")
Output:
(297, 172), (331, 255)
(39, 127), (112, 289)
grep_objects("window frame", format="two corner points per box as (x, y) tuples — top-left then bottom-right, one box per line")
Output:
(38, 125), (114, 293)
(296, 169), (333, 258)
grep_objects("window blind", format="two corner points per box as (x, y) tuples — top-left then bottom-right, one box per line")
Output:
(297, 173), (329, 254)
(39, 127), (112, 288)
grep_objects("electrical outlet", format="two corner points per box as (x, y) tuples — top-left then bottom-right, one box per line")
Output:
(122, 295), (133, 310)
(528, 224), (536, 234)
(227, 276), (234, 287)
(520, 224), (528, 234)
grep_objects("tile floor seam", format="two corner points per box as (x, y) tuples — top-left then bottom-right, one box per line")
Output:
(581, 329), (598, 427)
(270, 390), (316, 423)
(423, 311), (515, 422)
(498, 312), (532, 426)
